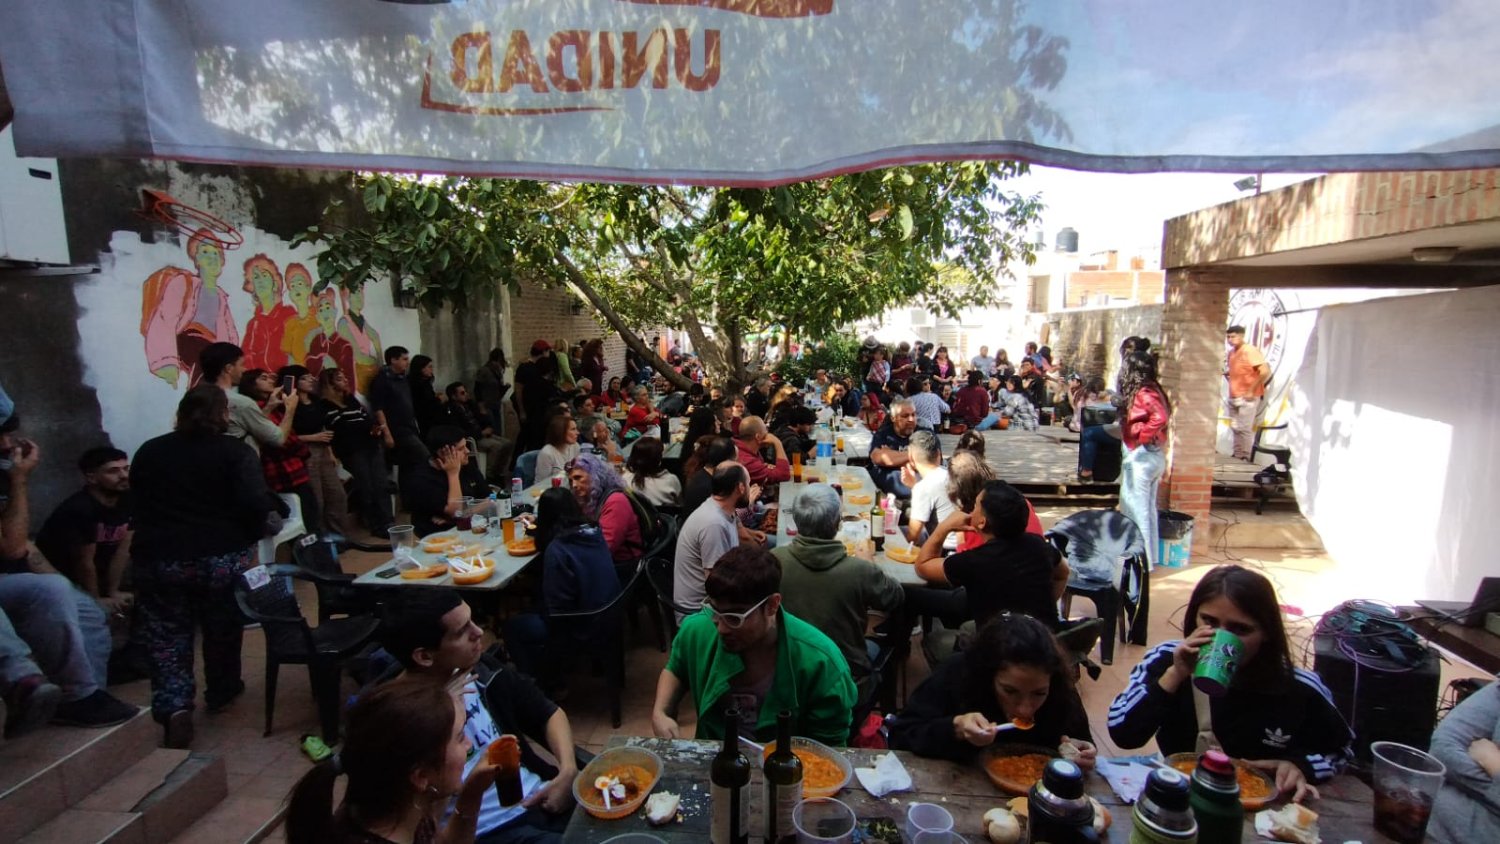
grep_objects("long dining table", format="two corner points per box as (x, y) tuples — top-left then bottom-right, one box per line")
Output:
(561, 737), (1389, 844)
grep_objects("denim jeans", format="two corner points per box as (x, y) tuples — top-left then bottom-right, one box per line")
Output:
(1119, 444), (1166, 569)
(0, 606), (41, 691)
(975, 412), (1002, 431)
(0, 572), (107, 701)
(1078, 425), (1120, 472)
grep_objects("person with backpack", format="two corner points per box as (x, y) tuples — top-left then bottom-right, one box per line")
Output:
(141, 228), (239, 389)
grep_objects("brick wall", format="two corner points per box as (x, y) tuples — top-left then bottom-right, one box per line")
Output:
(1065, 270), (1166, 307)
(505, 283), (638, 389)
(1044, 304), (1162, 387)
(1159, 269), (1230, 555)
(1163, 169), (1500, 267)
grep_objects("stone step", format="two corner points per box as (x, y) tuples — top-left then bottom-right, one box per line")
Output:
(15, 750), (227, 844)
(0, 709), (158, 839)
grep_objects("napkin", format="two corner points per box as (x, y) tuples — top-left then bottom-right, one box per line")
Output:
(855, 752), (913, 797)
(1098, 758), (1157, 803)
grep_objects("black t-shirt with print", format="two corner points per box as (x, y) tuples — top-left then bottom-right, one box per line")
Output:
(36, 490), (131, 586)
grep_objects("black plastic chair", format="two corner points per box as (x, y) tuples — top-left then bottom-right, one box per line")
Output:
(645, 550), (700, 642)
(234, 564), (380, 741)
(289, 534), (377, 622)
(546, 558), (648, 728)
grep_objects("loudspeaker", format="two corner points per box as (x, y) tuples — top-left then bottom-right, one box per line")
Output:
(1313, 634), (1439, 765)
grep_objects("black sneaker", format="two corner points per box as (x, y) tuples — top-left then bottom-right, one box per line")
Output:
(51, 690), (140, 728)
(4, 674), (63, 738)
(205, 679), (246, 713)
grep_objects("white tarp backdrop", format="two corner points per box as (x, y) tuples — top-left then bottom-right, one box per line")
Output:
(2, 0), (1499, 185)
(1289, 287), (1500, 604)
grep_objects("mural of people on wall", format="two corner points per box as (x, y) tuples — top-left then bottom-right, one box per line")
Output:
(306, 287), (356, 383)
(336, 282), (384, 396)
(240, 254), (297, 371)
(140, 228), (241, 389)
(280, 263), (319, 366)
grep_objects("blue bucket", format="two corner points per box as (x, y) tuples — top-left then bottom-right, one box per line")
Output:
(1157, 510), (1194, 569)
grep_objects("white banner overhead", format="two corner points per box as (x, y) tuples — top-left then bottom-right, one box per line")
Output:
(2, 0), (1499, 185)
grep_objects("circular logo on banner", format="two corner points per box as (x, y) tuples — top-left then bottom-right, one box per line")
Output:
(1227, 288), (1288, 375)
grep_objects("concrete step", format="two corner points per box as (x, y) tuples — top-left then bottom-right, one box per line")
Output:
(0, 709), (158, 839)
(16, 808), (142, 844)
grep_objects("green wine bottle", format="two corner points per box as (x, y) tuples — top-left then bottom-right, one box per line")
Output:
(712, 707), (751, 844)
(763, 710), (803, 844)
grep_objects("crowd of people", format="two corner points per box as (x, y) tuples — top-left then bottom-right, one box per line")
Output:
(5, 326), (1495, 844)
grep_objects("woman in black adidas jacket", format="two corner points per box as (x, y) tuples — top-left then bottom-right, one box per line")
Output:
(1107, 565), (1354, 803)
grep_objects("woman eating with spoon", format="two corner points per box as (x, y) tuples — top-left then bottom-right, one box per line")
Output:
(889, 614), (1095, 768)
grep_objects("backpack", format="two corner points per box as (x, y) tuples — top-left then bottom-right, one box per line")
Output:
(619, 487), (661, 558)
(140, 266), (195, 336)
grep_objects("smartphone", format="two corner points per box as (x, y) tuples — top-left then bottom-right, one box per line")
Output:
(281, 375), (296, 394)
(375, 568), (401, 579)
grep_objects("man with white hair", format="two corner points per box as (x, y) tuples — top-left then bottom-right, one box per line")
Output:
(772, 485), (904, 702)
(867, 399), (918, 497)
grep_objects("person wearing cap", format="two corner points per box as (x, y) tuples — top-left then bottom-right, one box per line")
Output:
(0, 381), (141, 734)
(399, 426), (491, 537)
(514, 340), (561, 453)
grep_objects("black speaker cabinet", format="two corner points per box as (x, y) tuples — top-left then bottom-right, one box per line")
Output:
(1313, 634), (1440, 765)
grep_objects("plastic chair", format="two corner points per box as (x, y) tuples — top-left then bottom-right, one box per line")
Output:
(515, 450), (540, 489)
(646, 553), (699, 641)
(1048, 511), (1151, 665)
(233, 564), (380, 741)
(546, 558), (647, 728)
(289, 534), (377, 622)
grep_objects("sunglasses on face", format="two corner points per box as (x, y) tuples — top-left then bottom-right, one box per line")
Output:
(702, 595), (771, 630)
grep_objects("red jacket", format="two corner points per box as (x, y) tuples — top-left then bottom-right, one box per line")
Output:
(951, 385), (990, 424)
(735, 438), (791, 485)
(1122, 386), (1169, 449)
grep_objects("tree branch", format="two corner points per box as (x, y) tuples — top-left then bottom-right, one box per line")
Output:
(555, 254), (692, 391)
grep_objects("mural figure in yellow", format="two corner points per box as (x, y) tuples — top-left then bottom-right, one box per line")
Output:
(141, 228), (240, 388)
(279, 263), (319, 366)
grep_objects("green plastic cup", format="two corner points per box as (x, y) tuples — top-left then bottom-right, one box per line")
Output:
(1191, 629), (1244, 696)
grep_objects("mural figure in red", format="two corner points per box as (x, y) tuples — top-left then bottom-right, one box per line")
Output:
(305, 287), (355, 382)
(141, 228), (240, 388)
(240, 254), (296, 371)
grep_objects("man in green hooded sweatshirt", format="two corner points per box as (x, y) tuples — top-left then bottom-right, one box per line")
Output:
(773, 484), (905, 703)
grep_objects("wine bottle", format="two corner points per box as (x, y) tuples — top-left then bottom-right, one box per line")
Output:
(870, 500), (885, 553)
(763, 711), (803, 844)
(711, 707), (751, 844)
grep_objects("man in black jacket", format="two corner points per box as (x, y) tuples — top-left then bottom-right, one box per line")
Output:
(378, 589), (580, 844)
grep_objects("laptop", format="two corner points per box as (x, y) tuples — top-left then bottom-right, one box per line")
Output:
(1416, 577), (1500, 627)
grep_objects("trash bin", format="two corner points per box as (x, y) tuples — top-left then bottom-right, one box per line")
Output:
(1157, 510), (1194, 569)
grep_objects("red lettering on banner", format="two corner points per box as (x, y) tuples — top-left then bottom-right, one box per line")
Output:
(547, 30), (593, 92)
(451, 32), (494, 93)
(598, 31), (618, 90)
(498, 30), (549, 94)
(673, 28), (720, 91)
(618, 0), (833, 18)
(622, 29), (670, 89)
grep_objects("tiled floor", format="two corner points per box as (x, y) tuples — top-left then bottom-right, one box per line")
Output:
(70, 533), (1492, 842)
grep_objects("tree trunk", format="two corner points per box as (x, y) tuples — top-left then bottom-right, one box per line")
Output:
(555, 257), (693, 391)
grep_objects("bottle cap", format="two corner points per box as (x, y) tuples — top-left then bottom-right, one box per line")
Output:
(1041, 759), (1085, 799)
(1201, 750), (1234, 775)
(1144, 768), (1190, 811)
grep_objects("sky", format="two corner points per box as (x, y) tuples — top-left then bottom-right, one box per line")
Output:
(1005, 166), (1315, 258)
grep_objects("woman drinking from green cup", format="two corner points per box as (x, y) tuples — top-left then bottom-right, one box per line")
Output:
(1107, 565), (1353, 803)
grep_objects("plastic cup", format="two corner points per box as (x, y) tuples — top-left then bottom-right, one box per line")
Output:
(600, 836), (667, 844)
(387, 525), (417, 567)
(1191, 628), (1244, 696)
(1371, 741), (1445, 844)
(905, 802), (954, 841)
(914, 833), (967, 844)
(452, 498), (474, 531)
(794, 797), (856, 844)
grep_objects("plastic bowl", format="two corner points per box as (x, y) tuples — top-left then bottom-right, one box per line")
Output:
(399, 563), (448, 580)
(506, 539), (537, 556)
(573, 746), (664, 820)
(981, 743), (1059, 795)
(760, 737), (853, 798)
(450, 559), (496, 585)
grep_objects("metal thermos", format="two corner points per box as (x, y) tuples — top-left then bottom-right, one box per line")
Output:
(1026, 759), (1100, 844)
(1187, 751), (1243, 844)
(1130, 768), (1198, 843)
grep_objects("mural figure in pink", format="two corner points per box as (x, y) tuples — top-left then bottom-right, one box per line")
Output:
(336, 282), (384, 396)
(141, 228), (240, 389)
(279, 263), (320, 366)
(305, 287), (356, 383)
(240, 254), (296, 371)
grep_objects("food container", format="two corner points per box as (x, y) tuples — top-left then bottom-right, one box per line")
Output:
(761, 737), (853, 798)
(506, 538), (537, 556)
(399, 563), (448, 580)
(981, 744), (1059, 795)
(573, 746), (664, 820)
(449, 558), (496, 585)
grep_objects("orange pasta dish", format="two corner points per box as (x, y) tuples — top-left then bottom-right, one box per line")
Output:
(1169, 759), (1273, 801)
(577, 764), (654, 808)
(984, 754), (1051, 789)
(763, 746), (844, 792)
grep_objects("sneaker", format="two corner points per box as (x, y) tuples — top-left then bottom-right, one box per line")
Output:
(51, 690), (139, 728)
(300, 734), (333, 763)
(164, 709), (194, 749)
(4, 674), (63, 738)
(205, 679), (246, 713)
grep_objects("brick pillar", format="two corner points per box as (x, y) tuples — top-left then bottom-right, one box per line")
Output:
(1159, 269), (1229, 557)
